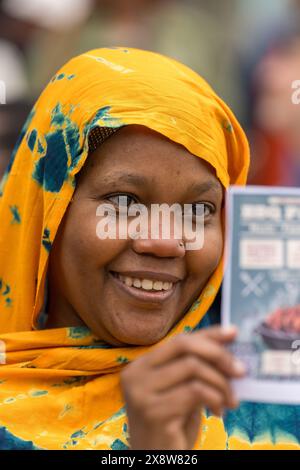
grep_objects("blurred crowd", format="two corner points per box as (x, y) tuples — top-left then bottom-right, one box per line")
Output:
(1, 0), (300, 185)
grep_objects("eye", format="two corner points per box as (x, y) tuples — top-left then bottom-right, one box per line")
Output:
(105, 193), (138, 211)
(190, 202), (215, 218)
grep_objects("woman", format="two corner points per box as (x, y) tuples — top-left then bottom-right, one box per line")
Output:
(0, 47), (298, 450)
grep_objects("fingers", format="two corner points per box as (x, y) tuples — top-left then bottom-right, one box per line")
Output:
(121, 325), (245, 431)
(203, 325), (238, 343)
(160, 379), (228, 417)
(152, 355), (238, 408)
(149, 327), (245, 379)
(195, 338), (245, 378)
(149, 326), (237, 366)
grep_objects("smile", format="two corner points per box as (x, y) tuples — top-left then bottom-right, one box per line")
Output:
(110, 271), (179, 302)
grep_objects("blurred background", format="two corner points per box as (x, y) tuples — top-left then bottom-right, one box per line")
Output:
(1, 0), (300, 184)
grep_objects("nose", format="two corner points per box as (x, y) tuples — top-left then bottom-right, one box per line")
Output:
(130, 209), (186, 258)
(132, 237), (185, 258)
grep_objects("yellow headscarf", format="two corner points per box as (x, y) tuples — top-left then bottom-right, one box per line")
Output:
(0, 47), (263, 450)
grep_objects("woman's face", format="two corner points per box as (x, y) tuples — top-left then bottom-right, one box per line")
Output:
(47, 125), (224, 346)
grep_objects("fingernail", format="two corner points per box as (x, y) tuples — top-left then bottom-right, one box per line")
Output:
(222, 326), (237, 335)
(233, 359), (246, 374)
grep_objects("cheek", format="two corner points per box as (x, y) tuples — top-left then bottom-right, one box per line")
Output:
(58, 205), (127, 276)
(63, 210), (99, 268)
(187, 226), (223, 276)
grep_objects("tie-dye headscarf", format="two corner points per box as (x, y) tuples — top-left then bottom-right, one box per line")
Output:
(0, 47), (298, 450)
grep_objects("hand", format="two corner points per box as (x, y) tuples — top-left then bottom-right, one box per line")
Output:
(120, 326), (245, 450)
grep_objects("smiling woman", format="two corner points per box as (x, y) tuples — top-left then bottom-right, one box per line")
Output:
(46, 125), (224, 347)
(0, 47), (296, 451)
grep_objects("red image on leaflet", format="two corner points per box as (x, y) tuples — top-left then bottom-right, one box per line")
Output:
(256, 305), (300, 350)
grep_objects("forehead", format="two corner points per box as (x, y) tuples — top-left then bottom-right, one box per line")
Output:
(82, 125), (223, 193)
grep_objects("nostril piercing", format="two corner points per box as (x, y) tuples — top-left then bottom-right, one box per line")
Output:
(178, 241), (185, 248)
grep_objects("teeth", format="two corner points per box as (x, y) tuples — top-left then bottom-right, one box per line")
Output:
(153, 281), (163, 290)
(133, 279), (142, 288)
(141, 279), (153, 290)
(125, 276), (133, 287)
(116, 274), (173, 291)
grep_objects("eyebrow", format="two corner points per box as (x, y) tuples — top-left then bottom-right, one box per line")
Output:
(188, 180), (222, 196)
(101, 172), (149, 188)
(101, 172), (222, 196)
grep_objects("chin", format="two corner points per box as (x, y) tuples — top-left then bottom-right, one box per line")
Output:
(113, 326), (169, 346)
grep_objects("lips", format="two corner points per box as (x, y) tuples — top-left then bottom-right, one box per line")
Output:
(109, 270), (180, 303)
(115, 273), (173, 291)
(112, 270), (182, 283)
